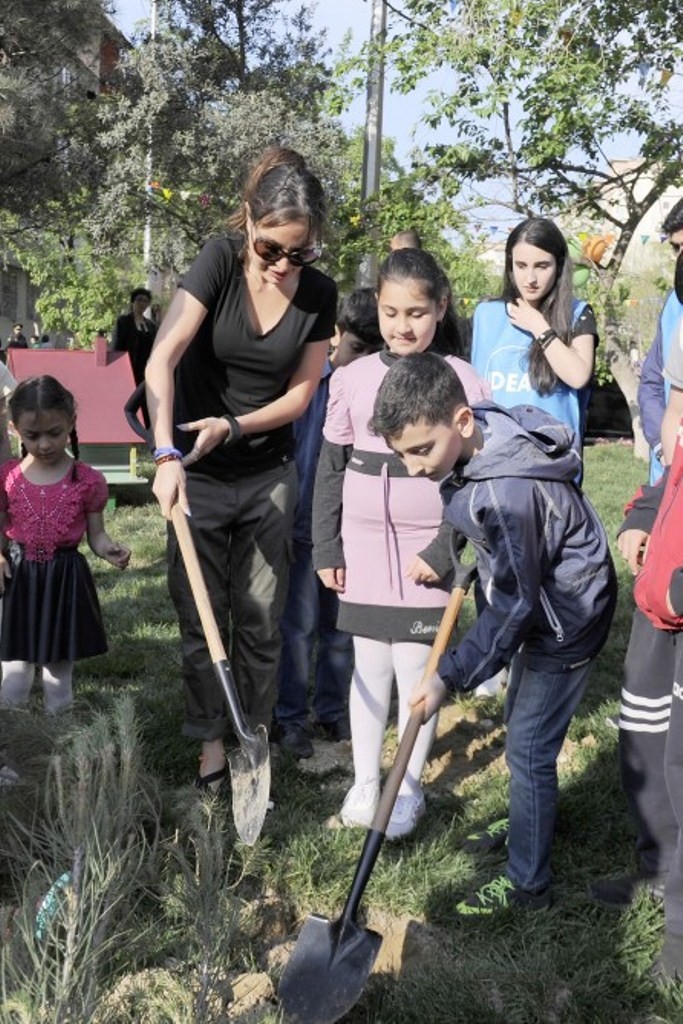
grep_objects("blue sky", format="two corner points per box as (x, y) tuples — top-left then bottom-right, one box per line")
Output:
(109, 0), (451, 162)
(107, 1), (527, 232)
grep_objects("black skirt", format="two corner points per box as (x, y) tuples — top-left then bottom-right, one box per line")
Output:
(0, 548), (107, 664)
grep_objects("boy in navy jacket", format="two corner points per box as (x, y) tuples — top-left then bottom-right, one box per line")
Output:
(371, 351), (617, 914)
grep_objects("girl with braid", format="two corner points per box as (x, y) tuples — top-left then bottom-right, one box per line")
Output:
(0, 376), (130, 713)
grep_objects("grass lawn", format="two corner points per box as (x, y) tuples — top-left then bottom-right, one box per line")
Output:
(2, 442), (683, 1023)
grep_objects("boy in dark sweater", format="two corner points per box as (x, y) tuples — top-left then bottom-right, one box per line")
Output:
(371, 351), (617, 913)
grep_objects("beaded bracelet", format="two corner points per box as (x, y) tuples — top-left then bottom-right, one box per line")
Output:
(221, 414), (243, 448)
(535, 328), (558, 351)
(153, 445), (183, 461)
(154, 454), (182, 466)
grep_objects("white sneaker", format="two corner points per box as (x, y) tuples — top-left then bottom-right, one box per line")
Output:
(386, 791), (426, 840)
(340, 780), (380, 828)
(473, 667), (509, 698)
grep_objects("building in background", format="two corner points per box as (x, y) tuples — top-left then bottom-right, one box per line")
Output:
(0, 12), (127, 344)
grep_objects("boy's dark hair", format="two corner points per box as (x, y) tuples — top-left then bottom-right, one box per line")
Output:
(336, 288), (383, 351)
(663, 198), (683, 237)
(10, 375), (80, 461)
(371, 352), (468, 441)
(130, 287), (152, 303)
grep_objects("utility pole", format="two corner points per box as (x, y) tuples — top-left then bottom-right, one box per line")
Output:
(143, 0), (158, 294)
(357, 0), (387, 287)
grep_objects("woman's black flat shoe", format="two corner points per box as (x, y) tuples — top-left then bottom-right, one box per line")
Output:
(194, 765), (227, 792)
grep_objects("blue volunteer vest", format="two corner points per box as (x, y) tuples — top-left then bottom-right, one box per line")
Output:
(649, 290), (683, 484)
(471, 298), (591, 442)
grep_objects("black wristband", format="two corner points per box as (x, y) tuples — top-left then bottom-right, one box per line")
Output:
(221, 414), (243, 448)
(535, 328), (558, 351)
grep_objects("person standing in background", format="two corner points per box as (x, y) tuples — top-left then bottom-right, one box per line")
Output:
(275, 288), (384, 759)
(637, 198), (683, 483)
(313, 249), (490, 839)
(471, 217), (597, 449)
(111, 288), (157, 386)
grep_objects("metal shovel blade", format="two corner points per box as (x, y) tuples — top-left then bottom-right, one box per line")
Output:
(227, 724), (271, 847)
(169, 506), (272, 847)
(278, 586), (469, 1021)
(279, 912), (382, 1024)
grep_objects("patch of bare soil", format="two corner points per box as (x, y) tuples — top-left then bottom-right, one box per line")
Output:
(297, 699), (508, 801)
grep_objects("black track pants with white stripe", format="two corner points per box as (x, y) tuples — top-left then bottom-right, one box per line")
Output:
(664, 637), (683, 935)
(619, 607), (678, 876)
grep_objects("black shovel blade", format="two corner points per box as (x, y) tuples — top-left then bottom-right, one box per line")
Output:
(279, 912), (382, 1023)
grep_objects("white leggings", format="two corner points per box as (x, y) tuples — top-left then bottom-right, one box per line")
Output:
(350, 636), (439, 798)
(0, 661), (74, 714)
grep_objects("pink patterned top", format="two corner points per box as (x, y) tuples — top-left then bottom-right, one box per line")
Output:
(0, 460), (108, 562)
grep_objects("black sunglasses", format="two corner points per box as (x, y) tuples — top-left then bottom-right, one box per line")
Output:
(671, 241), (683, 255)
(253, 237), (322, 266)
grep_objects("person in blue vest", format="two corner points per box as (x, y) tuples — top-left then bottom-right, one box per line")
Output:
(465, 217), (598, 703)
(471, 217), (598, 450)
(637, 198), (683, 483)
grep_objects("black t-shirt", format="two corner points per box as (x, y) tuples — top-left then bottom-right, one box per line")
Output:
(175, 235), (337, 477)
(572, 302), (599, 344)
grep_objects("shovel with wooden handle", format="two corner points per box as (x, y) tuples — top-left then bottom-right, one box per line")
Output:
(171, 504), (271, 846)
(124, 384), (271, 846)
(278, 564), (476, 1023)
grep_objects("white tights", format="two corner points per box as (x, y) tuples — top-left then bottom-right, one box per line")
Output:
(0, 661), (74, 714)
(350, 636), (438, 798)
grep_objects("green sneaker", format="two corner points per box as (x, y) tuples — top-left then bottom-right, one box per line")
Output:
(456, 874), (551, 915)
(462, 817), (509, 854)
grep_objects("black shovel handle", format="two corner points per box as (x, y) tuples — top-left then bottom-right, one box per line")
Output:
(124, 382), (151, 446)
(341, 583), (469, 927)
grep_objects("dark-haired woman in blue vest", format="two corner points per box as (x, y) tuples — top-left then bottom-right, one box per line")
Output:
(467, 216), (599, 701)
(472, 217), (598, 452)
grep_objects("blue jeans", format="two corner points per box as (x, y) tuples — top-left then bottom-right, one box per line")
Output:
(276, 539), (353, 727)
(504, 655), (592, 893)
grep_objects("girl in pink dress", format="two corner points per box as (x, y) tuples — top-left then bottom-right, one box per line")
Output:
(313, 249), (490, 838)
(0, 376), (130, 713)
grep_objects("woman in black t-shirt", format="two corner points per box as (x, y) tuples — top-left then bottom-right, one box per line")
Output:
(146, 147), (337, 789)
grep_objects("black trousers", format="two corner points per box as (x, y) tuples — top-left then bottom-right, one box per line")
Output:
(619, 607), (678, 875)
(167, 461), (297, 740)
(665, 637), (683, 934)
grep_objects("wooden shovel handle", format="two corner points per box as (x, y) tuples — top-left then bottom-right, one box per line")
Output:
(171, 504), (226, 664)
(372, 585), (466, 833)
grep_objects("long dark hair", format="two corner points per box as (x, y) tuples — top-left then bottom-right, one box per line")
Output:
(502, 217), (575, 395)
(228, 146), (326, 241)
(377, 248), (468, 355)
(10, 375), (80, 461)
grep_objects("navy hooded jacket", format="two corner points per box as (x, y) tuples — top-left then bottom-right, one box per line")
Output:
(437, 402), (617, 692)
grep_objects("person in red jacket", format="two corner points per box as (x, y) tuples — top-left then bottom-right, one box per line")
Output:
(588, 475), (677, 910)
(612, 419), (683, 979)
